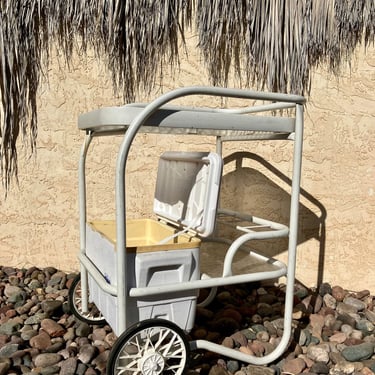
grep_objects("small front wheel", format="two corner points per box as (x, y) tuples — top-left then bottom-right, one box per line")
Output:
(68, 274), (106, 325)
(107, 319), (190, 375)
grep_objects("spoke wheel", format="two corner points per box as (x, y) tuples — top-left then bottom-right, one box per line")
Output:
(68, 274), (106, 325)
(107, 319), (190, 375)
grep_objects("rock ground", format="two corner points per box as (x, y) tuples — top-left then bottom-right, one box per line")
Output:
(1, 266), (375, 375)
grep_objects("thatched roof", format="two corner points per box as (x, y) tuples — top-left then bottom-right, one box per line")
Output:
(0, 0), (374, 190)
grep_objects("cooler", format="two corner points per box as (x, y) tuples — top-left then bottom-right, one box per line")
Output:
(85, 151), (222, 335)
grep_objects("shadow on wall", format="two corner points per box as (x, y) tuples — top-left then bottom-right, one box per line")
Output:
(219, 152), (327, 287)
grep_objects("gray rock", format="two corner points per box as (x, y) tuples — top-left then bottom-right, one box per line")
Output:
(356, 319), (374, 335)
(45, 341), (65, 353)
(341, 342), (375, 362)
(63, 327), (75, 341)
(0, 320), (21, 335)
(242, 364), (275, 375)
(39, 365), (60, 375)
(76, 363), (88, 375)
(16, 300), (35, 315)
(75, 322), (91, 337)
(41, 300), (63, 315)
(263, 320), (277, 336)
(310, 361), (329, 374)
(295, 285), (309, 299)
(240, 328), (256, 340)
(28, 279), (42, 290)
(59, 357), (78, 375)
(271, 318), (285, 331)
(318, 283), (332, 297)
(77, 344), (97, 364)
(33, 353), (62, 367)
(306, 343), (330, 363)
(24, 312), (48, 325)
(256, 330), (270, 342)
(337, 313), (356, 327)
(364, 309), (375, 324)
(336, 302), (358, 315)
(226, 360), (239, 373)
(251, 324), (267, 333)
(343, 296), (366, 312)
(257, 303), (273, 317)
(4, 285), (22, 298)
(323, 293), (337, 309)
(0, 343), (19, 358)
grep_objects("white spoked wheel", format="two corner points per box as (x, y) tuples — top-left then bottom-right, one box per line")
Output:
(107, 319), (190, 375)
(68, 274), (106, 325)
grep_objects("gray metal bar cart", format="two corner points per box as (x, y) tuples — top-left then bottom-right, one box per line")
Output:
(71, 86), (305, 375)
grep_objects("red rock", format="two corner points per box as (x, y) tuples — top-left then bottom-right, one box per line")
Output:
(0, 334), (9, 346)
(40, 319), (65, 337)
(230, 331), (248, 347)
(221, 337), (234, 349)
(344, 337), (364, 346)
(354, 290), (370, 300)
(282, 357), (306, 374)
(29, 331), (51, 350)
(5, 309), (16, 318)
(206, 331), (221, 342)
(208, 364), (230, 375)
(329, 332), (347, 343)
(248, 340), (265, 356)
(92, 350), (110, 372)
(332, 286), (346, 302)
(216, 308), (242, 324)
(361, 366), (375, 375)
(192, 327), (207, 340)
(91, 327), (107, 342)
(310, 313), (325, 339)
(239, 345), (254, 355)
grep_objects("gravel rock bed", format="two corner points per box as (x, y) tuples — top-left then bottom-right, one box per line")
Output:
(1, 266), (375, 375)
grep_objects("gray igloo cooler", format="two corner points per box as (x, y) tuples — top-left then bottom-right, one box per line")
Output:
(85, 151), (222, 335)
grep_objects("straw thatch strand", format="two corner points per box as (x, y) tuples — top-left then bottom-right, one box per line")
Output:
(0, 0), (192, 190)
(0, 0), (374, 190)
(195, 0), (374, 94)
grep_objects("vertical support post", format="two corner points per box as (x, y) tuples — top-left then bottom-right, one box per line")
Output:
(282, 102), (304, 348)
(78, 132), (93, 312)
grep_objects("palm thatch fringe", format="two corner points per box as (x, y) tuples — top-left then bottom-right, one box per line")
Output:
(0, 0), (374, 189)
(0, 0), (192, 190)
(196, 0), (374, 93)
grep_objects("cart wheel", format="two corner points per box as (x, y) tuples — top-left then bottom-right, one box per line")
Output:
(107, 319), (190, 375)
(68, 274), (106, 325)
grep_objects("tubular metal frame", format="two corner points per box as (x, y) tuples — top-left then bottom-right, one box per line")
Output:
(77, 86), (305, 365)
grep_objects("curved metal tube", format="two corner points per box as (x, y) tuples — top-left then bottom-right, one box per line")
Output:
(113, 87), (304, 358)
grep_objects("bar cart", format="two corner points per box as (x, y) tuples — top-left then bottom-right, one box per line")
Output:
(69, 86), (305, 375)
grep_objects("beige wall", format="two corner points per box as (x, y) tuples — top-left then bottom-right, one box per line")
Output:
(1, 40), (374, 292)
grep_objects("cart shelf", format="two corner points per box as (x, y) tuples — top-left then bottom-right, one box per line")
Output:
(78, 103), (296, 139)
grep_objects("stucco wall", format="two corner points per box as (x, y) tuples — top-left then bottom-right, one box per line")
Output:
(1, 39), (374, 292)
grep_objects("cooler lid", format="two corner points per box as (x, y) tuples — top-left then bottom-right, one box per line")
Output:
(153, 151), (222, 237)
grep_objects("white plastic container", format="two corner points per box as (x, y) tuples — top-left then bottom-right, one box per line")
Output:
(86, 151), (222, 335)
